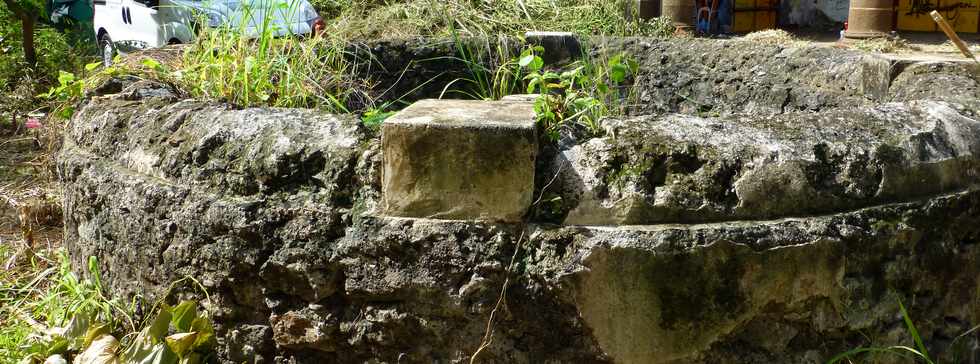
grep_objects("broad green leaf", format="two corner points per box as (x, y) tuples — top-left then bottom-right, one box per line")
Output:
(607, 54), (623, 68)
(148, 307), (174, 341)
(64, 311), (94, 350)
(526, 78), (540, 94)
(45, 337), (70, 357)
(528, 56), (544, 72)
(74, 335), (120, 364)
(58, 71), (75, 86)
(171, 301), (199, 333)
(518, 55), (535, 67)
(190, 317), (216, 350)
(83, 324), (111, 349)
(85, 62), (102, 71)
(130, 343), (178, 364)
(165, 333), (198, 358)
(610, 64), (628, 84)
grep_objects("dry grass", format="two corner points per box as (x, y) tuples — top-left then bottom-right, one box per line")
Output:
(738, 29), (805, 47)
(323, 0), (655, 40)
(0, 120), (64, 257)
(850, 37), (922, 54)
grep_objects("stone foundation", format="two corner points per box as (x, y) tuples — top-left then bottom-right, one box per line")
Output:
(60, 38), (980, 363)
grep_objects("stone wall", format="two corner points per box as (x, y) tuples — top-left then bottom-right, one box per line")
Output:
(60, 38), (980, 363)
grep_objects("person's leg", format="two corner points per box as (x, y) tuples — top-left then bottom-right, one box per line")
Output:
(717, 0), (732, 33)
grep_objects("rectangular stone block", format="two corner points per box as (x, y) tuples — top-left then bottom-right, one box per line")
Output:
(381, 99), (537, 222)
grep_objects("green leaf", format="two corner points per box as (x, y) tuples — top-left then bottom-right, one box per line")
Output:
(87, 256), (102, 290)
(58, 71), (75, 86)
(627, 58), (640, 75)
(190, 317), (216, 350)
(165, 332), (198, 358)
(607, 54), (623, 68)
(610, 64), (628, 84)
(171, 301), (198, 333)
(83, 324), (111, 349)
(518, 55), (535, 68)
(132, 343), (179, 364)
(149, 306), (174, 341)
(85, 62), (102, 72)
(528, 56), (544, 72)
(44, 337), (70, 357)
(898, 299), (933, 364)
(526, 78), (540, 94)
(64, 311), (94, 350)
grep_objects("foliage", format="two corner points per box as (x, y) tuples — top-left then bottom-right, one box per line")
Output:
(0, 247), (216, 364)
(178, 11), (369, 112)
(524, 51), (638, 139)
(0, 250), (129, 363)
(439, 31), (529, 101)
(38, 64), (95, 119)
(829, 297), (980, 364)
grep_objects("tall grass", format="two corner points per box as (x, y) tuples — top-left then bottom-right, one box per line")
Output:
(178, 0), (371, 111)
(437, 30), (527, 101)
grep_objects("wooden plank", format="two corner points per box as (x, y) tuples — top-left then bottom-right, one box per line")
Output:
(930, 10), (980, 62)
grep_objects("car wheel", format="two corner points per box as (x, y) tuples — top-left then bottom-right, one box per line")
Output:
(99, 33), (116, 66)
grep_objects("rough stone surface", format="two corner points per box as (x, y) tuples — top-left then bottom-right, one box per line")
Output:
(548, 100), (980, 225)
(592, 37), (980, 117)
(381, 99), (537, 222)
(60, 37), (980, 364)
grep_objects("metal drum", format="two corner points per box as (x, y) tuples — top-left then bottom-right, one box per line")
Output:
(662, 0), (696, 29)
(844, 0), (894, 38)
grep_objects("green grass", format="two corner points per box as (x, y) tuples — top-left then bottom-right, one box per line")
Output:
(178, 11), (370, 112)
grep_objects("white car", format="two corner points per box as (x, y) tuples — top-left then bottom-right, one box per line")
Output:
(94, 0), (325, 65)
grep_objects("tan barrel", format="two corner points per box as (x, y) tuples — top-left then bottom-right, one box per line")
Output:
(662, 0), (696, 29)
(844, 0), (894, 38)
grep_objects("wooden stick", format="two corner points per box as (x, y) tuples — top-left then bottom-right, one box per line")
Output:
(930, 10), (979, 64)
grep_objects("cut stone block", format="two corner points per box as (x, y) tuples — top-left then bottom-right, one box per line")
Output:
(381, 99), (537, 222)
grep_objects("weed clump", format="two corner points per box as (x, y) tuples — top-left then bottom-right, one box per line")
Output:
(179, 26), (370, 112)
(0, 246), (217, 364)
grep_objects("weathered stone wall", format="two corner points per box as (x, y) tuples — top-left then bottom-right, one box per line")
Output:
(60, 38), (980, 363)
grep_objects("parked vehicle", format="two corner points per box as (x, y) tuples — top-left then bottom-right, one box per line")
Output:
(93, 0), (325, 65)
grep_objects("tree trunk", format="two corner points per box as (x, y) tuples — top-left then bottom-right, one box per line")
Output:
(1, 0), (38, 70)
(21, 14), (36, 69)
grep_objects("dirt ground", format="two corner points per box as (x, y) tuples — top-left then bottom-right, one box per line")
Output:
(799, 29), (980, 61)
